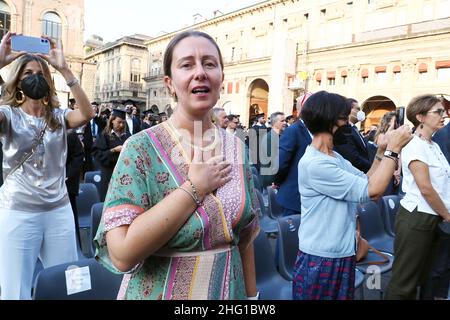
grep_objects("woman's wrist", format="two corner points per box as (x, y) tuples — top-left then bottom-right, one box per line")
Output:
(59, 67), (74, 80)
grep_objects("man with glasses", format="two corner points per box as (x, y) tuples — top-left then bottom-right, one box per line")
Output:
(212, 107), (229, 129)
(260, 112), (286, 187)
(226, 114), (239, 134)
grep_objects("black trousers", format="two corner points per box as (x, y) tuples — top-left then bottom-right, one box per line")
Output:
(69, 194), (82, 250)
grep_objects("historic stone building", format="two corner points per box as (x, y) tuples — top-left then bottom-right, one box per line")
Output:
(84, 34), (151, 108)
(0, 0), (86, 108)
(144, 0), (450, 129)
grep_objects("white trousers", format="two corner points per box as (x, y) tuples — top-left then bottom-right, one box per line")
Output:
(0, 203), (78, 300)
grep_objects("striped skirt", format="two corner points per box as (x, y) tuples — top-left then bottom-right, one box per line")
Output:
(292, 250), (356, 300)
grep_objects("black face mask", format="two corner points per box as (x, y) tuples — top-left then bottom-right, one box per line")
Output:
(20, 74), (50, 100)
(333, 124), (352, 145)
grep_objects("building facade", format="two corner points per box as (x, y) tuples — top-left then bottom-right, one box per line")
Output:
(144, 0), (450, 129)
(84, 34), (151, 108)
(0, 0), (86, 108)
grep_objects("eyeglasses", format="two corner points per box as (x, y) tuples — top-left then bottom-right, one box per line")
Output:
(427, 109), (447, 117)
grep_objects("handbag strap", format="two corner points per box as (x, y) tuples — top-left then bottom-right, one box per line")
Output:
(4, 123), (48, 182)
(359, 245), (390, 265)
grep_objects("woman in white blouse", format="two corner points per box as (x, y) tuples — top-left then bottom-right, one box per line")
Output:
(386, 94), (450, 300)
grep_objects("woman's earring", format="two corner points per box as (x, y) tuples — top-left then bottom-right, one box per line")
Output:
(420, 122), (424, 129)
(15, 89), (26, 105)
(42, 96), (49, 106)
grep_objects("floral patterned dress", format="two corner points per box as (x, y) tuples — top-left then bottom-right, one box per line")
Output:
(94, 122), (260, 300)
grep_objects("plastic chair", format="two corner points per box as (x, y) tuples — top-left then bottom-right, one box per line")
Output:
(84, 171), (102, 195)
(266, 186), (284, 219)
(355, 268), (365, 300)
(251, 165), (259, 179)
(357, 200), (394, 254)
(76, 183), (100, 229)
(276, 215), (301, 281)
(252, 173), (263, 193)
(379, 195), (402, 237)
(254, 189), (278, 234)
(356, 201), (395, 297)
(33, 258), (123, 300)
(89, 202), (104, 258)
(254, 231), (292, 300)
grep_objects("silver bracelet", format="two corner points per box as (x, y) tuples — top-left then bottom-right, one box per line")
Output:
(178, 186), (197, 206)
(186, 178), (202, 207)
(66, 78), (79, 88)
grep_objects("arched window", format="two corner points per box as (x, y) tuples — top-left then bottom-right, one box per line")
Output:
(42, 12), (62, 42)
(0, 1), (11, 39)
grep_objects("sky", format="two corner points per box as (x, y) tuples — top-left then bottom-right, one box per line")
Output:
(84, 0), (263, 42)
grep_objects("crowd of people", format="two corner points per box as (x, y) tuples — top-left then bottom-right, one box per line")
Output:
(0, 29), (449, 300)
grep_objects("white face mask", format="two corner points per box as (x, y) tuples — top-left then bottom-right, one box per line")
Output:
(356, 110), (366, 122)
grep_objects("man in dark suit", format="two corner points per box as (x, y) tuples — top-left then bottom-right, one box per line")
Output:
(124, 102), (142, 135)
(422, 118), (450, 300)
(66, 130), (85, 248)
(274, 94), (313, 216)
(260, 112), (287, 187)
(249, 113), (267, 172)
(0, 142), (3, 187)
(334, 98), (371, 173)
(433, 121), (449, 163)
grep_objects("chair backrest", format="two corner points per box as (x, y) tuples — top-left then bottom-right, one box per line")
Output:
(252, 173), (263, 193)
(380, 195), (401, 236)
(84, 171), (102, 194)
(357, 201), (387, 241)
(33, 258), (123, 300)
(397, 176), (405, 198)
(266, 186), (283, 219)
(254, 231), (279, 280)
(253, 231), (293, 300)
(76, 183), (100, 229)
(90, 202), (104, 257)
(276, 215), (301, 281)
(254, 189), (266, 217)
(251, 166), (259, 178)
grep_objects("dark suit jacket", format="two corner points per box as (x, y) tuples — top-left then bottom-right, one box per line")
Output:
(334, 124), (371, 173)
(126, 116), (142, 135)
(65, 131), (84, 196)
(433, 122), (450, 164)
(274, 120), (312, 212)
(249, 124), (268, 171)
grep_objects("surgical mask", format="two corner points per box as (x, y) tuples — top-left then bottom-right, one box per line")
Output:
(20, 74), (50, 100)
(356, 110), (366, 122)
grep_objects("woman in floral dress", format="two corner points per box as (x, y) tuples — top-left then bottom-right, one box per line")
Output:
(94, 31), (260, 300)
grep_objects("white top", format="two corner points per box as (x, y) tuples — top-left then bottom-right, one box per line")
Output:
(400, 135), (450, 215)
(126, 114), (133, 133)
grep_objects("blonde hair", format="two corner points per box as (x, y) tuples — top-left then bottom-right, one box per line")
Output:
(1, 54), (61, 131)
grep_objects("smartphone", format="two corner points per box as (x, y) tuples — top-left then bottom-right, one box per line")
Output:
(396, 106), (405, 128)
(11, 35), (50, 54)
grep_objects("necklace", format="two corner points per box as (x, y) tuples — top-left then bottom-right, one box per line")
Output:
(167, 119), (220, 152)
(414, 132), (432, 143)
(22, 111), (47, 169)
